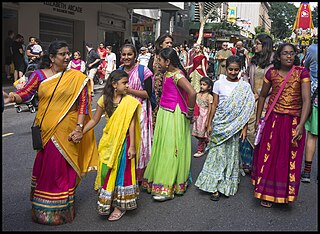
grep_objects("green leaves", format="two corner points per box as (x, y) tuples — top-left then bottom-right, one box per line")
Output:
(269, 2), (298, 40)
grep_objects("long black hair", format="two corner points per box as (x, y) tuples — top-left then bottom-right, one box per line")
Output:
(38, 40), (68, 69)
(103, 70), (129, 117)
(250, 34), (273, 69)
(272, 43), (300, 69)
(158, 47), (188, 78)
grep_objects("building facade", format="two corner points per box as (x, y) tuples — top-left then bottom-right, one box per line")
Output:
(188, 2), (271, 49)
(2, 2), (184, 79)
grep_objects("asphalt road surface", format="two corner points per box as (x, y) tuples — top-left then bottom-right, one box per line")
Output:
(2, 89), (318, 231)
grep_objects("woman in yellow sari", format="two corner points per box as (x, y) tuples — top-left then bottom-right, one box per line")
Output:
(4, 41), (98, 225)
(78, 70), (141, 221)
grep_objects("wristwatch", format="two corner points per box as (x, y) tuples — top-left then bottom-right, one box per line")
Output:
(77, 123), (84, 128)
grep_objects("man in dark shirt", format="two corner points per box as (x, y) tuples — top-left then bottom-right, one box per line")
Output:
(12, 34), (26, 82)
(4, 30), (15, 80)
(85, 42), (101, 96)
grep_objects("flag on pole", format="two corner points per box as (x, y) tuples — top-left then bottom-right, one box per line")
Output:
(292, 2), (314, 31)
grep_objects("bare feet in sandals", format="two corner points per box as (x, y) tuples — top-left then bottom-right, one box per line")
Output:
(108, 208), (126, 221)
(260, 200), (273, 208)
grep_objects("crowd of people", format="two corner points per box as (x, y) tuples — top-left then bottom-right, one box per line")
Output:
(2, 31), (318, 225)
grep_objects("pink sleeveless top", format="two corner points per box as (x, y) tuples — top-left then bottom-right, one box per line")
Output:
(159, 70), (188, 114)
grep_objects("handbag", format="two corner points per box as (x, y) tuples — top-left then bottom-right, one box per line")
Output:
(31, 70), (65, 150)
(254, 66), (295, 146)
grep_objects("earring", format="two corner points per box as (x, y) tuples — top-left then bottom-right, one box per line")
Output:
(166, 65), (169, 68)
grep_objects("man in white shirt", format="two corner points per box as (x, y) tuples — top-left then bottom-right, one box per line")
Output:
(137, 47), (151, 67)
(105, 45), (117, 80)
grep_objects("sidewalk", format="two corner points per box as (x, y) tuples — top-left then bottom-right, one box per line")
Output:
(2, 80), (105, 110)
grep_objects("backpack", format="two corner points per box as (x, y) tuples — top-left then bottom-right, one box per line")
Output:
(119, 64), (157, 110)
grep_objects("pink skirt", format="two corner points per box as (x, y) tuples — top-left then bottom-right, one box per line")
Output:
(251, 112), (306, 203)
(31, 139), (77, 225)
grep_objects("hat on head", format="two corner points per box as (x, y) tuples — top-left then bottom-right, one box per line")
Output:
(140, 47), (147, 51)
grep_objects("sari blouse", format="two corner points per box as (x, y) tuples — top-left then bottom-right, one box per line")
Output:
(264, 66), (310, 117)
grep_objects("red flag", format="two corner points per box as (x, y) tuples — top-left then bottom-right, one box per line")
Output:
(292, 2), (314, 31)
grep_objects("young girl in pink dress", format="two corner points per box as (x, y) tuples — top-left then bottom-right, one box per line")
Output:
(192, 76), (213, 157)
(68, 51), (86, 73)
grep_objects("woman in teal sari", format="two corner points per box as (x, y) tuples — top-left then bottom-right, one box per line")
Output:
(195, 55), (255, 201)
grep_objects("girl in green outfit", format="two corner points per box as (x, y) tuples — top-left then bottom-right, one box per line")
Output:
(142, 47), (197, 202)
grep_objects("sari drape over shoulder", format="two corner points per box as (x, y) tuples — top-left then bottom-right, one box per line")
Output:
(209, 80), (255, 146)
(97, 95), (141, 169)
(35, 69), (98, 178)
(25, 68), (98, 225)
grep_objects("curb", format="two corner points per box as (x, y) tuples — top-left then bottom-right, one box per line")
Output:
(4, 85), (105, 110)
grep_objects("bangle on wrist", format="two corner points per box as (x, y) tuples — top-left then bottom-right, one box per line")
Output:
(187, 106), (194, 111)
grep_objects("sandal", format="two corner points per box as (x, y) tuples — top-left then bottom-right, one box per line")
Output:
(210, 192), (220, 201)
(108, 209), (126, 221)
(260, 200), (273, 208)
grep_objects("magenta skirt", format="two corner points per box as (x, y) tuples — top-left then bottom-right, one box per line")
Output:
(31, 139), (77, 225)
(251, 112), (306, 203)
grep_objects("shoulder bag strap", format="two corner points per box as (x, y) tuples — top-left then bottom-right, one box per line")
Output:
(264, 66), (295, 121)
(32, 70), (65, 127)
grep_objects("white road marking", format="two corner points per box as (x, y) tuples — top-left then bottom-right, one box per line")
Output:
(2, 133), (14, 137)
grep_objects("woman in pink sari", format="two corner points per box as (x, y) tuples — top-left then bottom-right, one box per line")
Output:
(185, 44), (208, 92)
(119, 44), (154, 183)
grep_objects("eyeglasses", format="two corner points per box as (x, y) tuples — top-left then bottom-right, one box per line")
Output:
(227, 68), (240, 72)
(280, 51), (296, 56)
(57, 52), (72, 57)
(222, 44), (228, 46)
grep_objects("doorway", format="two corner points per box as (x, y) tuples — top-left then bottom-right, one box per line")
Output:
(104, 31), (124, 68)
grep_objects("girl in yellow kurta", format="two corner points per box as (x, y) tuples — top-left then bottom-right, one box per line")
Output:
(81, 70), (141, 221)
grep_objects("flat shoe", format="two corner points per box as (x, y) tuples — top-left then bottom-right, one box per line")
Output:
(210, 192), (220, 201)
(193, 152), (204, 158)
(153, 195), (174, 202)
(108, 210), (126, 221)
(260, 200), (273, 208)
